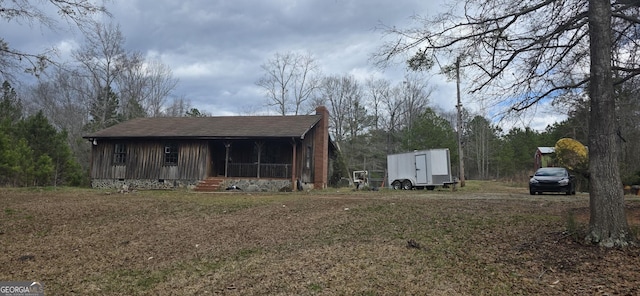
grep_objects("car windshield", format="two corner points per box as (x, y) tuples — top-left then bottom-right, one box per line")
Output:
(535, 168), (567, 177)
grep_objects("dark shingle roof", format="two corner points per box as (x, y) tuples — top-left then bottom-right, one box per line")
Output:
(84, 115), (322, 139)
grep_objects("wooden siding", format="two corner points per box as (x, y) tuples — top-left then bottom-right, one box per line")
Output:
(90, 140), (209, 180)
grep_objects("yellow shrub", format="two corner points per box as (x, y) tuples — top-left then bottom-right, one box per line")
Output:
(554, 138), (588, 171)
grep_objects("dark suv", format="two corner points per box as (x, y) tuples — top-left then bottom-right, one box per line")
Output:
(529, 167), (576, 195)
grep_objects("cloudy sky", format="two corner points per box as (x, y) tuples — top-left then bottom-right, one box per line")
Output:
(6, 0), (565, 130)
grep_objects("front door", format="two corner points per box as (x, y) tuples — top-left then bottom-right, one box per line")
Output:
(209, 141), (227, 177)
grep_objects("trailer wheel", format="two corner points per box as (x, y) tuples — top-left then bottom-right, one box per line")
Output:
(426, 186), (435, 191)
(391, 180), (402, 190)
(401, 180), (413, 190)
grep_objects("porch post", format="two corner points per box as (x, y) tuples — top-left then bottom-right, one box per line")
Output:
(255, 141), (263, 178)
(291, 139), (297, 191)
(224, 142), (231, 177)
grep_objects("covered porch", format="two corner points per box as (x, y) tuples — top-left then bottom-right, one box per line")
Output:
(208, 138), (313, 185)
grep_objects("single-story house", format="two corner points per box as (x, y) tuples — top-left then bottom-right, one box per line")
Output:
(534, 147), (555, 170)
(83, 106), (335, 192)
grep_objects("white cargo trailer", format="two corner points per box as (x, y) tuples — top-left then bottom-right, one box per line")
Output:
(387, 149), (454, 190)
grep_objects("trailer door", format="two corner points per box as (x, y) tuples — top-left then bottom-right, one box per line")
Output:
(415, 154), (428, 184)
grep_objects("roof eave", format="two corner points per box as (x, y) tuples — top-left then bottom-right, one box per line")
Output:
(299, 117), (322, 139)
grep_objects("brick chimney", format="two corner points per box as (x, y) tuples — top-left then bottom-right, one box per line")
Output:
(313, 106), (329, 189)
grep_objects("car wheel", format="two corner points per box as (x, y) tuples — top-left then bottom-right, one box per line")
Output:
(401, 180), (412, 190)
(391, 180), (401, 190)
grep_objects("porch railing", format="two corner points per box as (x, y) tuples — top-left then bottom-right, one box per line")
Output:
(227, 163), (291, 178)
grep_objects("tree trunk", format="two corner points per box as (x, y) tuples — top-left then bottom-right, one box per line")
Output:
(586, 0), (633, 247)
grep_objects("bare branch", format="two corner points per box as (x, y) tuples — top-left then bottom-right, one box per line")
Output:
(0, 0), (110, 81)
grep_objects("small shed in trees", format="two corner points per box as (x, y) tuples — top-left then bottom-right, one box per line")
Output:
(534, 147), (555, 170)
(83, 106), (335, 192)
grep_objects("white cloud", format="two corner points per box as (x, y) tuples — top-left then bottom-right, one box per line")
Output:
(173, 62), (214, 78)
(53, 39), (79, 60)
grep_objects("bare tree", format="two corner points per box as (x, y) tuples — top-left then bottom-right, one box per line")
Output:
(26, 68), (93, 170)
(465, 115), (498, 179)
(616, 77), (640, 179)
(74, 22), (126, 130)
(396, 74), (432, 133)
(362, 77), (397, 167)
(145, 58), (178, 117)
(377, 73), (432, 153)
(364, 77), (392, 130)
(117, 52), (148, 120)
(256, 51), (321, 115)
(0, 0), (109, 81)
(163, 95), (192, 117)
(317, 75), (364, 142)
(586, 0), (630, 247)
(317, 74), (375, 171)
(379, 86), (403, 133)
(117, 55), (178, 118)
(376, 0), (639, 246)
(28, 69), (90, 135)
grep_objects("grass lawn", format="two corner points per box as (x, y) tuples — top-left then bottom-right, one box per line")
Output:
(1, 181), (638, 295)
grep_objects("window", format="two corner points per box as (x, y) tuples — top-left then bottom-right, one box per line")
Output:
(306, 145), (312, 169)
(164, 143), (178, 165)
(114, 144), (127, 165)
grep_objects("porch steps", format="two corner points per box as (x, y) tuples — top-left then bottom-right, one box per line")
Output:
(194, 177), (226, 192)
